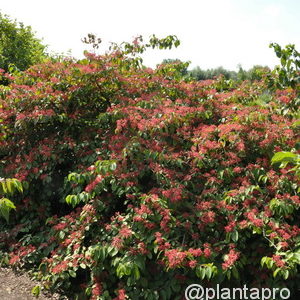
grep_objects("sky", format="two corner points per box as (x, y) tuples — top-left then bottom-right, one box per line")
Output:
(1, 0), (300, 71)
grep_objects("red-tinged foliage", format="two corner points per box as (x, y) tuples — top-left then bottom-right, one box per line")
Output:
(0, 36), (299, 299)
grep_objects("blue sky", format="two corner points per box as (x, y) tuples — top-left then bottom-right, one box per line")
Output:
(1, 0), (299, 70)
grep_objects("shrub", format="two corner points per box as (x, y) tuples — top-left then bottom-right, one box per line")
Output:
(0, 37), (299, 299)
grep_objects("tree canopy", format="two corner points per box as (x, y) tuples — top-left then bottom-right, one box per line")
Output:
(0, 12), (47, 72)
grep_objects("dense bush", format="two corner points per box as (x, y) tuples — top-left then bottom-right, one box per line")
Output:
(0, 36), (299, 299)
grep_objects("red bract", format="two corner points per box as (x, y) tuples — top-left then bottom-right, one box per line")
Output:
(222, 249), (240, 270)
(165, 249), (187, 268)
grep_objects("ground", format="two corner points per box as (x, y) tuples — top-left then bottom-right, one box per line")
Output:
(0, 267), (68, 300)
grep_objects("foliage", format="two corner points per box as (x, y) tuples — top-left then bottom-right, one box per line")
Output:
(0, 178), (23, 222)
(160, 59), (190, 78)
(272, 151), (300, 180)
(188, 65), (270, 82)
(246, 65), (272, 82)
(269, 43), (300, 90)
(271, 118), (300, 184)
(0, 12), (47, 73)
(0, 37), (299, 300)
(189, 65), (237, 80)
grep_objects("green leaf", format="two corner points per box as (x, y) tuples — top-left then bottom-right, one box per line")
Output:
(80, 263), (86, 269)
(293, 252), (300, 263)
(65, 194), (78, 207)
(232, 266), (239, 279)
(0, 197), (16, 222)
(59, 231), (65, 239)
(261, 256), (267, 267)
(133, 264), (140, 280)
(124, 263), (132, 275)
(109, 247), (118, 257)
(110, 162), (117, 171)
(232, 230), (239, 242)
(5, 180), (13, 193)
(292, 120), (300, 127)
(69, 270), (77, 278)
(116, 263), (125, 278)
(273, 268), (281, 278)
(31, 285), (40, 298)
(271, 152), (297, 164)
(206, 266), (212, 279)
(226, 269), (231, 280)
(13, 179), (23, 193)
(283, 269), (289, 279)
(197, 266), (206, 280)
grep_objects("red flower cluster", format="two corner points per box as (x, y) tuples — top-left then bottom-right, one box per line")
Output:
(222, 249), (240, 270)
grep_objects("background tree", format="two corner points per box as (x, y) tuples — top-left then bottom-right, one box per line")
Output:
(189, 65), (237, 80)
(189, 64), (270, 82)
(0, 12), (47, 72)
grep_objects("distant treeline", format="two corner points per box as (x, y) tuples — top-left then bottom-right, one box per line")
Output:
(161, 59), (271, 81)
(189, 65), (271, 81)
